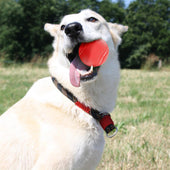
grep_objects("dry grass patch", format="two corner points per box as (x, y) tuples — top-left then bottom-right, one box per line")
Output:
(0, 64), (48, 113)
(0, 65), (169, 169)
(97, 69), (170, 170)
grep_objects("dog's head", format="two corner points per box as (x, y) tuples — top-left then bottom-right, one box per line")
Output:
(45, 9), (127, 110)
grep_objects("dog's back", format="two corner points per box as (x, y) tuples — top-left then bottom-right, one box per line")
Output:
(0, 77), (104, 170)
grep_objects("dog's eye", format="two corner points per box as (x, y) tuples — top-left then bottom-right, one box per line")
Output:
(61, 25), (65, 31)
(87, 17), (98, 23)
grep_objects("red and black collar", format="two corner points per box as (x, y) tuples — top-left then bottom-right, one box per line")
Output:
(52, 77), (118, 138)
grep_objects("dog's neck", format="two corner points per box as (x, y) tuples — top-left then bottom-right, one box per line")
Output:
(48, 52), (120, 113)
(51, 77), (118, 137)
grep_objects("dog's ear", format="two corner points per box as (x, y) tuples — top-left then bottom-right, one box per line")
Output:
(108, 23), (128, 36)
(44, 23), (60, 37)
(108, 23), (128, 49)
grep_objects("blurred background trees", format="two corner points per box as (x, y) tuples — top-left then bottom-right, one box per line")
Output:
(0, 0), (169, 68)
(119, 0), (170, 68)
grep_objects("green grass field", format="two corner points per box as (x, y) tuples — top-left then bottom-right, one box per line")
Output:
(0, 64), (169, 170)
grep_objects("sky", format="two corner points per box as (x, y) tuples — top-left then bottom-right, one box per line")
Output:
(112, 0), (136, 8)
(124, 0), (136, 7)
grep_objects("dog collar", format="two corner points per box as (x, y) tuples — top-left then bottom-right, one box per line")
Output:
(51, 77), (118, 138)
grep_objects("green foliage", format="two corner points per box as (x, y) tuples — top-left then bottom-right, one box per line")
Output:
(126, 43), (151, 68)
(67, 0), (99, 13)
(0, 0), (24, 60)
(98, 0), (125, 23)
(0, 0), (69, 62)
(0, 0), (125, 62)
(119, 0), (170, 68)
(0, 0), (169, 68)
(117, 0), (125, 8)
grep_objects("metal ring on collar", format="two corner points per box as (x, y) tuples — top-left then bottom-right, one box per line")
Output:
(106, 126), (118, 138)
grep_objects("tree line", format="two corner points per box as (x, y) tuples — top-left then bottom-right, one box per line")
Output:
(0, 0), (169, 68)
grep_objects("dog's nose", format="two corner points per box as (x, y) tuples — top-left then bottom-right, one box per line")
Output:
(65, 22), (83, 38)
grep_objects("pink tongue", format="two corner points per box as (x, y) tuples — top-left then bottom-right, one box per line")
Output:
(69, 40), (109, 87)
(69, 56), (89, 87)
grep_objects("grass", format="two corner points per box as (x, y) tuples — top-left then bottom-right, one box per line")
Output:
(0, 64), (169, 169)
(0, 64), (49, 113)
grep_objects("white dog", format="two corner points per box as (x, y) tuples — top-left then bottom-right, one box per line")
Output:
(0, 9), (127, 170)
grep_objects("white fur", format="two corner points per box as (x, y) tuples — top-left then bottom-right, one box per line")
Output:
(0, 9), (127, 170)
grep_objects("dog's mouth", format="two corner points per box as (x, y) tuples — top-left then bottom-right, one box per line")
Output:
(66, 44), (99, 87)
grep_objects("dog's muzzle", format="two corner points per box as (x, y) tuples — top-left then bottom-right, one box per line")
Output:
(66, 43), (100, 87)
(64, 22), (100, 87)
